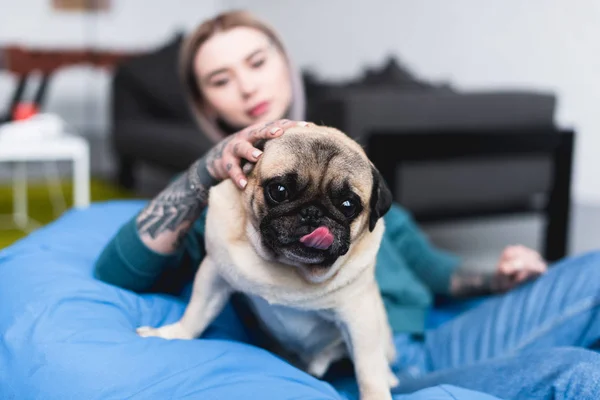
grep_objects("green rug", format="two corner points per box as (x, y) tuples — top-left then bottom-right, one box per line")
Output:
(0, 177), (136, 249)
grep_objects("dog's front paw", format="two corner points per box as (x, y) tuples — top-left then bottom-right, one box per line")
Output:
(136, 322), (195, 340)
(360, 388), (393, 400)
(387, 367), (400, 388)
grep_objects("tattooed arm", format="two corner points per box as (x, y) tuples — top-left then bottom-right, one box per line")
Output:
(135, 156), (218, 254)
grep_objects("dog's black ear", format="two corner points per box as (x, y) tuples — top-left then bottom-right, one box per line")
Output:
(369, 165), (393, 232)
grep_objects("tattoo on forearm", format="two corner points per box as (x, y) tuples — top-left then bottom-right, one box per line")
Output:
(451, 266), (495, 297)
(136, 156), (217, 241)
(205, 136), (233, 177)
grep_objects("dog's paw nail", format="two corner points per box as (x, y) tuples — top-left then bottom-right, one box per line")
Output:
(136, 323), (195, 340)
(136, 326), (156, 337)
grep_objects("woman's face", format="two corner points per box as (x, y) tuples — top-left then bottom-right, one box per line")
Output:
(194, 26), (293, 128)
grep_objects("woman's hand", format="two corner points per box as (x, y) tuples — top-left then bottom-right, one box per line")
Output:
(450, 245), (547, 298)
(204, 119), (309, 189)
(491, 245), (548, 293)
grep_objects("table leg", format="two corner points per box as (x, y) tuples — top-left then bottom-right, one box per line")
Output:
(73, 145), (90, 208)
(44, 161), (67, 217)
(13, 162), (28, 229)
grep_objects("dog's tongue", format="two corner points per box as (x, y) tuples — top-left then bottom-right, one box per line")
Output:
(300, 226), (334, 250)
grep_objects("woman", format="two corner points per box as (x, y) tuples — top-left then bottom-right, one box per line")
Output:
(95, 10), (600, 399)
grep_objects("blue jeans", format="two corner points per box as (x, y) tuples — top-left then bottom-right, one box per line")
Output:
(395, 250), (600, 399)
(392, 347), (600, 399)
(334, 250), (600, 399)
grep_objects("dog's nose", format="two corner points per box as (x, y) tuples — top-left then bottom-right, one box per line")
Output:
(300, 205), (323, 221)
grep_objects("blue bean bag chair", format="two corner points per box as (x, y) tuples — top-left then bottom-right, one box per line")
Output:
(0, 200), (500, 400)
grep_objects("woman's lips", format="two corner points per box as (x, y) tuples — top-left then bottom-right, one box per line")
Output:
(247, 101), (270, 118)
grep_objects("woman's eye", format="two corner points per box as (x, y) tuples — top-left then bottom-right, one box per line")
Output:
(211, 78), (229, 87)
(251, 58), (266, 68)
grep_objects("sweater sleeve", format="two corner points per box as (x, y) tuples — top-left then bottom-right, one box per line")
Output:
(382, 204), (461, 295)
(93, 212), (206, 293)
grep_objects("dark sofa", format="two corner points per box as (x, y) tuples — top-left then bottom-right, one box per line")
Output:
(109, 34), (207, 189)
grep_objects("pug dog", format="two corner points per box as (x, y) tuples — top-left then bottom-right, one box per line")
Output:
(137, 125), (398, 400)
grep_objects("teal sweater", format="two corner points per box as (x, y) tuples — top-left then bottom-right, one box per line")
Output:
(94, 204), (460, 334)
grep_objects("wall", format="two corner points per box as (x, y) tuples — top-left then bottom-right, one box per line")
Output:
(226, 0), (600, 205)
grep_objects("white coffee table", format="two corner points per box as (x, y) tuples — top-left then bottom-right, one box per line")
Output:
(0, 133), (90, 231)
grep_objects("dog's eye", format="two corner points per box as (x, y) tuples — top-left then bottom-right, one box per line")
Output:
(267, 183), (289, 203)
(339, 199), (358, 218)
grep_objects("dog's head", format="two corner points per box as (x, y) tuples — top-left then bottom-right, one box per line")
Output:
(243, 125), (392, 284)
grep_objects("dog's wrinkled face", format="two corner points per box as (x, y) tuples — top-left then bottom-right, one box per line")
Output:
(243, 126), (392, 283)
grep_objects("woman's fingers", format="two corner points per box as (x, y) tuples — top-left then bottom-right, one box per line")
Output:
(226, 158), (248, 189)
(224, 138), (263, 188)
(232, 140), (262, 162)
(215, 119), (314, 189)
(497, 256), (546, 292)
(494, 245), (548, 293)
(243, 119), (310, 143)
